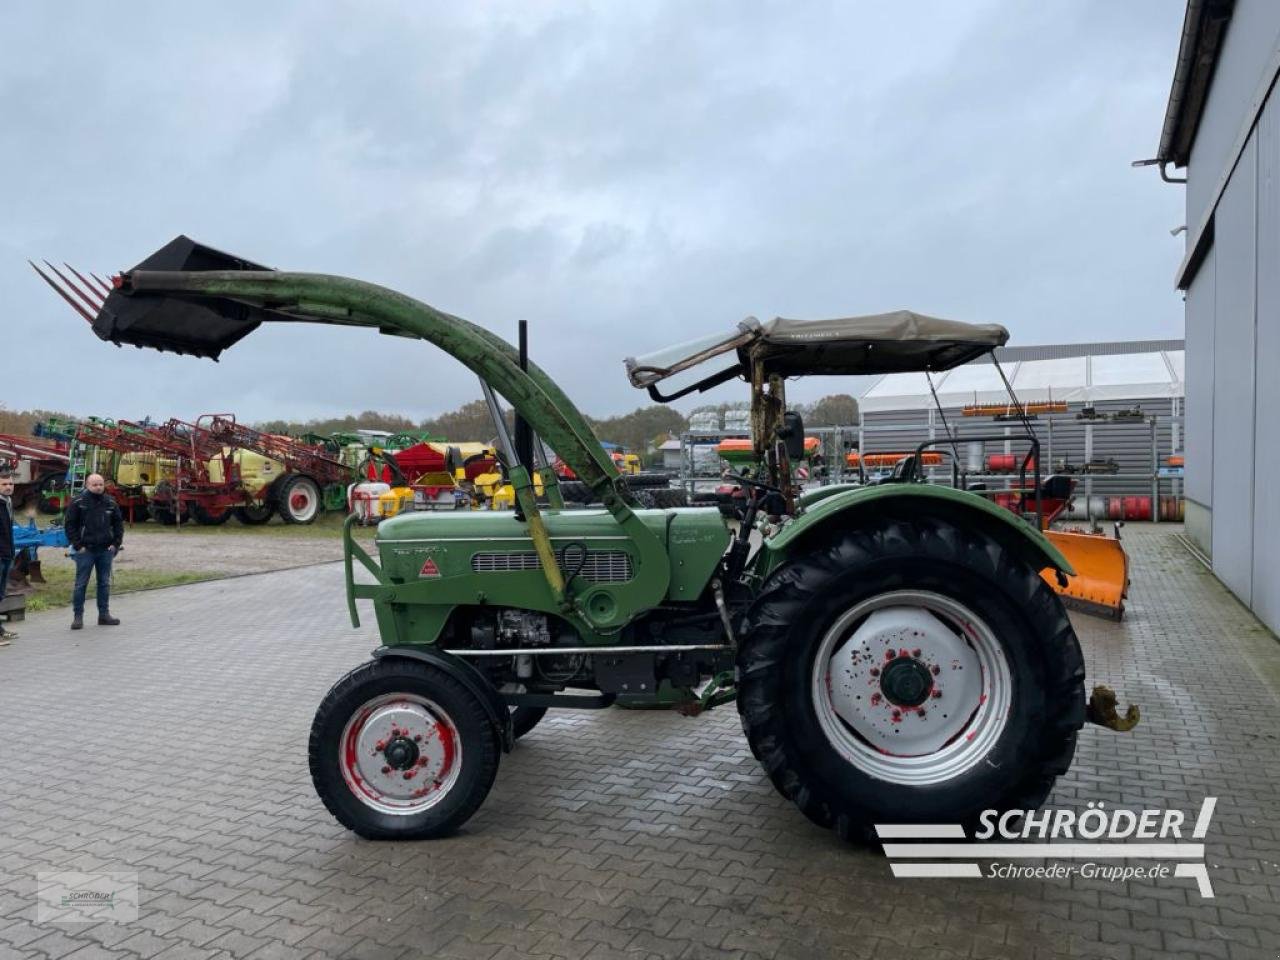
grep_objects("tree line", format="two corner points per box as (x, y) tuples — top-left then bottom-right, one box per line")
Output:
(256, 393), (858, 462)
(3, 393), (858, 466)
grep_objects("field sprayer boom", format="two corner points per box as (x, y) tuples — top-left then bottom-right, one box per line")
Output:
(197, 414), (354, 523)
(68, 417), (229, 524)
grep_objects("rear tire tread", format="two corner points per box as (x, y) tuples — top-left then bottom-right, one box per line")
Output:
(737, 513), (1084, 843)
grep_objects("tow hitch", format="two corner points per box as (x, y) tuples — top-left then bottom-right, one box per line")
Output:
(1086, 684), (1140, 731)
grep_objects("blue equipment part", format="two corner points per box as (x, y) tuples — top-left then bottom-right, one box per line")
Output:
(12, 518), (70, 550)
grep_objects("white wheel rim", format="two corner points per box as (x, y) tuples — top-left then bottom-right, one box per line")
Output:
(812, 590), (1012, 786)
(287, 482), (319, 521)
(339, 693), (462, 814)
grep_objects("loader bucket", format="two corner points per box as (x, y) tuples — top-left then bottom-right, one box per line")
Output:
(1043, 528), (1130, 621)
(30, 236), (275, 360)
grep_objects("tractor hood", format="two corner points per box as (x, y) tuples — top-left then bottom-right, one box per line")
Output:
(375, 506), (730, 605)
(625, 311), (1009, 388)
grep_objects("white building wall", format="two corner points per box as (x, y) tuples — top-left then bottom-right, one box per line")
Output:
(1209, 135), (1257, 605)
(1251, 88), (1280, 629)
(1173, 2), (1280, 634)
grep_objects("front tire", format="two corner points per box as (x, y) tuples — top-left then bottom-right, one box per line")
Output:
(738, 514), (1084, 841)
(309, 659), (500, 840)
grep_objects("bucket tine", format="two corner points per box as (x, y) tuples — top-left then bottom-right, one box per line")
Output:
(88, 272), (114, 296)
(63, 264), (107, 307)
(28, 260), (97, 325)
(44, 260), (103, 312)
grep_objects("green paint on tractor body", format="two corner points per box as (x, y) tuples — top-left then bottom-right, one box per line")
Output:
(760, 482), (1074, 577)
(356, 506), (730, 645)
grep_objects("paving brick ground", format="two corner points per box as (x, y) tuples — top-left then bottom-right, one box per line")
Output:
(1, 524), (1278, 960)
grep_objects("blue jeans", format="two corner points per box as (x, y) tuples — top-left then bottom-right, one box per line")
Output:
(0, 556), (11, 606)
(72, 547), (114, 617)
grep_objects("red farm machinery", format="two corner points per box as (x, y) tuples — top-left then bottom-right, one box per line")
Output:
(66, 415), (352, 525)
(197, 414), (353, 523)
(0, 433), (71, 513)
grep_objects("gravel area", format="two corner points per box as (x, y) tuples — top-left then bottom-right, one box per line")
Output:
(33, 526), (347, 578)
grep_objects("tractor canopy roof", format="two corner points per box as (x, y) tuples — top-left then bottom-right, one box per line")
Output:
(624, 311), (1009, 390)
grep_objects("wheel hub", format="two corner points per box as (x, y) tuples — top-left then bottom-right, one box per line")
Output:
(880, 655), (934, 707)
(339, 695), (461, 814)
(813, 592), (1011, 784)
(381, 735), (420, 771)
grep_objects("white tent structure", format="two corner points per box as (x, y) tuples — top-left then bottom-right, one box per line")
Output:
(857, 348), (1184, 413)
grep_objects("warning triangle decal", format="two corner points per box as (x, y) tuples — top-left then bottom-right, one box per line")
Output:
(419, 558), (441, 578)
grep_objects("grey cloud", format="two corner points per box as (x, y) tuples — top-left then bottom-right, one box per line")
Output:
(1, 1), (1184, 423)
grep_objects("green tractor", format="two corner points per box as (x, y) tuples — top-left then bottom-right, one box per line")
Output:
(36, 238), (1133, 842)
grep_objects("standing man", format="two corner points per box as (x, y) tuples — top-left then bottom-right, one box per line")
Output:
(64, 473), (123, 630)
(0, 470), (17, 644)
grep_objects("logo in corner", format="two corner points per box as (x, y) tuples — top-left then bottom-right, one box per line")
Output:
(876, 797), (1217, 899)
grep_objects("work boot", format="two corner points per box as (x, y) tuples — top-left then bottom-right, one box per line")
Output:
(71, 615), (84, 630)
(98, 614), (120, 626)
(0, 628), (17, 640)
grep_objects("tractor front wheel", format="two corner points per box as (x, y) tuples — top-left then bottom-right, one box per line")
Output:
(277, 475), (321, 524)
(309, 659), (501, 840)
(738, 514), (1084, 842)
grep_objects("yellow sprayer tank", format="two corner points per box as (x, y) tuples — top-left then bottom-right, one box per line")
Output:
(205, 448), (285, 494)
(115, 453), (178, 488)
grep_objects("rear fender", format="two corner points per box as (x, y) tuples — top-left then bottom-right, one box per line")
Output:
(761, 484), (1074, 579)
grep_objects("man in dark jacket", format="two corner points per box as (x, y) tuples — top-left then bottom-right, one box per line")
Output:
(64, 473), (124, 630)
(0, 470), (17, 644)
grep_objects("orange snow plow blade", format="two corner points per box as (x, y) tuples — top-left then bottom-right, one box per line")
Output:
(1043, 528), (1130, 621)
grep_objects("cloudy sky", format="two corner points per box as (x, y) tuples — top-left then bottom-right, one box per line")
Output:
(2, 1), (1186, 424)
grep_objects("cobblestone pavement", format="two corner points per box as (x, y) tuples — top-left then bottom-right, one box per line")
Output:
(1, 525), (1277, 960)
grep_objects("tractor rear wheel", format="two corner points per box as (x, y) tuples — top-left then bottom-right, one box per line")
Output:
(737, 514), (1084, 842)
(277, 475), (321, 524)
(309, 658), (501, 840)
(235, 502), (274, 525)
